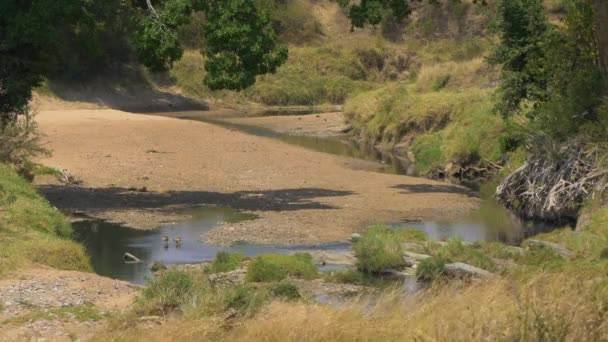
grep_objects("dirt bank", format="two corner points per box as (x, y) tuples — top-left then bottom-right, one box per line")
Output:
(220, 112), (349, 138)
(35, 108), (478, 245)
(0, 267), (137, 341)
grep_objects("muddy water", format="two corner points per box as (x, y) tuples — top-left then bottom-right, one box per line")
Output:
(72, 207), (350, 284)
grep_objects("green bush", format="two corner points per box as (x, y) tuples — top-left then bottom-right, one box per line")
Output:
(353, 225), (405, 273)
(138, 269), (195, 313)
(246, 253), (318, 282)
(226, 285), (270, 315)
(270, 281), (301, 300)
(440, 239), (497, 272)
(211, 252), (245, 273)
(416, 254), (449, 281)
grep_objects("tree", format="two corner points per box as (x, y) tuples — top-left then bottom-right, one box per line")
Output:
(0, 0), (288, 127)
(491, 0), (606, 140)
(337, 0), (487, 30)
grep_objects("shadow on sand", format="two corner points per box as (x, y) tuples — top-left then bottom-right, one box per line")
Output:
(38, 185), (355, 215)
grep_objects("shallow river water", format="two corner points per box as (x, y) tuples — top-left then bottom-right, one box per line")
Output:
(73, 111), (556, 284)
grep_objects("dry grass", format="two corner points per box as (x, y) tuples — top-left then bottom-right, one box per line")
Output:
(110, 267), (608, 341)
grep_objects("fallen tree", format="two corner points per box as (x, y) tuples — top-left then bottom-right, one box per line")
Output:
(496, 137), (608, 223)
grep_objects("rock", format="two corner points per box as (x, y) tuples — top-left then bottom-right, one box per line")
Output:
(527, 239), (574, 257)
(444, 262), (494, 279)
(402, 251), (431, 261)
(303, 250), (356, 267)
(349, 233), (361, 243)
(149, 261), (167, 273)
(122, 252), (142, 263)
(207, 269), (246, 287)
(401, 243), (424, 252)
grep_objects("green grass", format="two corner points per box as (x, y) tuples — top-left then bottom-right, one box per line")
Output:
(270, 281), (301, 300)
(246, 253), (318, 282)
(210, 252), (246, 273)
(137, 269), (195, 314)
(353, 225), (405, 273)
(4, 304), (105, 325)
(416, 254), (449, 281)
(0, 164), (90, 276)
(134, 267), (307, 320)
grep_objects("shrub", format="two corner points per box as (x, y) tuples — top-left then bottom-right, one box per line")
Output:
(353, 225), (405, 273)
(211, 252), (245, 273)
(270, 281), (301, 300)
(440, 239), (497, 272)
(0, 114), (49, 173)
(138, 269), (195, 313)
(226, 285), (270, 315)
(246, 253), (318, 282)
(416, 254), (449, 281)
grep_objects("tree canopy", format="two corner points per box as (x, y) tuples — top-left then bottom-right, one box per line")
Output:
(0, 0), (288, 126)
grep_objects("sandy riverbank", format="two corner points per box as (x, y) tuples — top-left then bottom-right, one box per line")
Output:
(35, 108), (478, 245)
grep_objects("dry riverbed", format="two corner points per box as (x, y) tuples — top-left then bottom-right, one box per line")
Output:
(35, 108), (478, 245)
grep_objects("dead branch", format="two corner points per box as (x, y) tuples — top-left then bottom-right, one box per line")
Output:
(496, 138), (608, 222)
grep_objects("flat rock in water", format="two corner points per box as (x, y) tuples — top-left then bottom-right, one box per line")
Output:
(444, 262), (494, 279)
(527, 239), (574, 257)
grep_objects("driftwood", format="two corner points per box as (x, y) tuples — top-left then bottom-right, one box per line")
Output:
(496, 138), (608, 222)
(123, 252), (142, 264)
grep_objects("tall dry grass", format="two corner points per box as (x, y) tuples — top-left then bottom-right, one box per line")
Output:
(106, 267), (608, 341)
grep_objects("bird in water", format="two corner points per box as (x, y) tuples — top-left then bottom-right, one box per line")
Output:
(174, 237), (183, 247)
(162, 236), (169, 249)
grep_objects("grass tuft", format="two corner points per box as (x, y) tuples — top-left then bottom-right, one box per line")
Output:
(353, 225), (405, 273)
(211, 252), (246, 273)
(246, 253), (318, 282)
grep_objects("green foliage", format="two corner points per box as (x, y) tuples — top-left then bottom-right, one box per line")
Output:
(338, 0), (412, 30)
(440, 239), (497, 271)
(6, 304), (106, 325)
(416, 254), (449, 281)
(226, 285), (270, 314)
(492, 0), (607, 140)
(211, 252), (246, 273)
(256, 0), (322, 44)
(353, 225), (405, 273)
(0, 116), (49, 171)
(138, 269), (195, 313)
(1, 0), (288, 129)
(201, 0), (288, 90)
(270, 281), (301, 300)
(246, 253), (318, 282)
(0, 164), (90, 276)
(394, 228), (429, 242)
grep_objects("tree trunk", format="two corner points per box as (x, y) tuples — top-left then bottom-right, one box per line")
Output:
(595, 0), (608, 77)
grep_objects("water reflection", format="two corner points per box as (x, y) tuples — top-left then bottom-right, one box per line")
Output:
(72, 207), (349, 284)
(392, 201), (556, 244)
